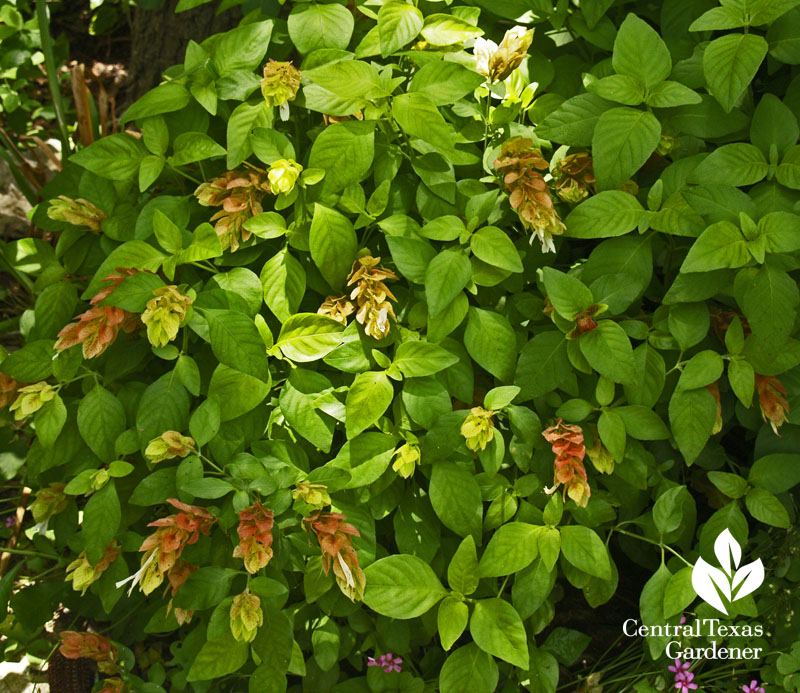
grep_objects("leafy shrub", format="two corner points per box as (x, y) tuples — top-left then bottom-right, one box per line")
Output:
(2, 0), (800, 691)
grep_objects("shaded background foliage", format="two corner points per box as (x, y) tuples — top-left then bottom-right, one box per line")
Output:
(1, 0), (800, 692)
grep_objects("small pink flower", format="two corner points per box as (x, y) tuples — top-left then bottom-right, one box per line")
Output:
(367, 652), (403, 673)
(743, 681), (765, 693)
(669, 659), (690, 674)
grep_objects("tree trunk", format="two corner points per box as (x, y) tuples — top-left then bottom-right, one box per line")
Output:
(128, 0), (241, 101)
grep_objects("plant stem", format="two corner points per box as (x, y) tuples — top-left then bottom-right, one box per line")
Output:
(36, 0), (71, 156)
(611, 528), (693, 568)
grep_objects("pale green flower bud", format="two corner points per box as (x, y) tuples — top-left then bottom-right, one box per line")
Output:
(268, 159), (303, 195)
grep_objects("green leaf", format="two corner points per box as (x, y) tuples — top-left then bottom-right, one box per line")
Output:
(421, 13), (484, 45)
(748, 453), (800, 493)
(309, 204), (358, 290)
(653, 485), (687, 534)
(678, 350), (724, 391)
(738, 264), (799, 342)
(393, 92), (455, 155)
(130, 468), (177, 506)
(663, 566), (696, 619)
(226, 101), (270, 169)
(592, 107), (661, 190)
(559, 525), (612, 580)
(438, 597), (469, 650)
(668, 387), (717, 464)
(304, 60), (381, 116)
(211, 20), (272, 75)
(1, 340), (54, 382)
(71, 134), (145, 181)
(34, 395), (67, 450)
(392, 341), (459, 378)
(385, 236), (436, 283)
(345, 371), (393, 438)
(587, 74), (645, 106)
(484, 386), (520, 410)
(439, 644), (498, 693)
(708, 471), (749, 499)
(614, 405), (670, 440)
(598, 409), (626, 462)
(430, 462), (483, 540)
(261, 248), (305, 322)
(690, 144), (768, 187)
(208, 364), (270, 422)
(82, 482), (121, 563)
(751, 94), (799, 158)
(363, 554), (447, 618)
(689, 5), (747, 31)
(767, 8), (800, 64)
(541, 267), (595, 320)
(646, 81), (702, 108)
(745, 486), (790, 528)
(409, 61), (484, 106)
(288, 4), (353, 54)
(82, 240), (166, 299)
(478, 522), (541, 577)
(613, 13), (671, 88)
(121, 83), (191, 125)
(470, 226), (523, 272)
(579, 321), (636, 385)
(536, 93), (614, 147)
(169, 132), (226, 166)
(680, 222), (750, 272)
(703, 33), (768, 112)
(515, 332), (570, 400)
(464, 308), (517, 383)
(187, 631), (249, 681)
(30, 281), (78, 341)
(180, 477), (234, 499)
(102, 272), (165, 312)
(308, 120), (375, 194)
(639, 563), (672, 658)
(448, 536), (480, 595)
(275, 313), (344, 362)
(470, 598), (529, 669)
(378, 1), (423, 56)
(77, 386), (127, 462)
(426, 249), (471, 317)
(203, 309), (270, 383)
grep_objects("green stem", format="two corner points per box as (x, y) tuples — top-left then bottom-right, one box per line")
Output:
(1, 548), (58, 559)
(168, 163), (202, 185)
(35, 0), (71, 156)
(611, 528), (693, 568)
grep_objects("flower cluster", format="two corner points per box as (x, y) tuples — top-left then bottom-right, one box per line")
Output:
(65, 541), (120, 595)
(461, 407), (495, 452)
(117, 498), (216, 596)
(552, 152), (596, 203)
(233, 502), (274, 574)
(494, 137), (565, 253)
(303, 511), (365, 601)
(47, 195), (106, 232)
(755, 374), (790, 436)
(0, 373), (21, 410)
(261, 59), (301, 120)
(230, 590), (263, 643)
(542, 419), (591, 507)
(59, 631), (118, 675)
(367, 652), (403, 673)
(9, 381), (56, 420)
(141, 285), (192, 348)
(319, 255), (399, 340)
(668, 659), (697, 693)
(474, 26), (533, 82)
(293, 482), (331, 509)
(165, 559), (197, 626)
(392, 442), (420, 478)
(29, 483), (68, 524)
(144, 430), (196, 464)
(194, 169), (271, 251)
(55, 269), (140, 359)
(268, 158), (303, 195)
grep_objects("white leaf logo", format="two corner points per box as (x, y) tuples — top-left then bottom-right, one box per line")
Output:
(691, 529), (764, 614)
